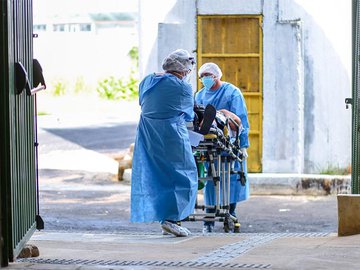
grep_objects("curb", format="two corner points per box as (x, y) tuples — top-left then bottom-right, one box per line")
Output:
(249, 173), (351, 195)
(123, 170), (351, 196)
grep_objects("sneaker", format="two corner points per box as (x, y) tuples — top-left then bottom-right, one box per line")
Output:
(182, 226), (192, 236)
(202, 224), (214, 234)
(199, 104), (217, 135)
(161, 221), (188, 237)
(161, 221), (188, 235)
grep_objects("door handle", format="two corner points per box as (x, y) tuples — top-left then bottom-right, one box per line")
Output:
(14, 62), (30, 95)
(14, 60), (47, 95)
(32, 59), (46, 95)
(345, 98), (352, 109)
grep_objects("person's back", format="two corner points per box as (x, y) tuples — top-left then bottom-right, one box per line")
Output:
(131, 49), (198, 237)
(140, 73), (193, 120)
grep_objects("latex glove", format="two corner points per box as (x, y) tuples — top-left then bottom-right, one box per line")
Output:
(241, 148), (248, 159)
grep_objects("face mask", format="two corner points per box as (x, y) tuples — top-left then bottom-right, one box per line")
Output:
(201, 76), (215, 89)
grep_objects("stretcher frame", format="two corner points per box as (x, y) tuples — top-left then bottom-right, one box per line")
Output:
(187, 121), (246, 233)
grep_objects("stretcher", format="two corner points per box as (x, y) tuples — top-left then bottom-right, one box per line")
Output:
(186, 104), (246, 233)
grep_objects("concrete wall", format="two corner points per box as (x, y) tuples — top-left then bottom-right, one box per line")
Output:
(138, 0), (351, 174)
(139, 0), (198, 92)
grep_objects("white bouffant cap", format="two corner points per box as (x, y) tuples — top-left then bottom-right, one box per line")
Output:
(198, 62), (223, 78)
(162, 49), (195, 72)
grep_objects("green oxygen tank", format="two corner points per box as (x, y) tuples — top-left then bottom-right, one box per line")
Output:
(198, 162), (206, 190)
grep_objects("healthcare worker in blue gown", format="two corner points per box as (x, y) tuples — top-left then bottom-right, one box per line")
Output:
(195, 62), (250, 233)
(131, 49), (198, 237)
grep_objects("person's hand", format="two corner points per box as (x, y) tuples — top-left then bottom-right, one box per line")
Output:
(219, 109), (241, 131)
(241, 148), (248, 159)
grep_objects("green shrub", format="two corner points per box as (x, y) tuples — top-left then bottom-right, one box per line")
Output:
(128, 46), (139, 67)
(51, 79), (67, 96)
(96, 72), (139, 101)
(37, 111), (50, 116)
(74, 76), (87, 94)
(97, 46), (139, 101)
(319, 164), (351, 175)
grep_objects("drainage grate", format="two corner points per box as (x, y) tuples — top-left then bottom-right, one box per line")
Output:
(192, 232), (331, 264)
(18, 258), (271, 269)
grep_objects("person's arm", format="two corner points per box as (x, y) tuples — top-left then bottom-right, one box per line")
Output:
(219, 109), (241, 131)
(182, 84), (195, 121)
(230, 92), (250, 149)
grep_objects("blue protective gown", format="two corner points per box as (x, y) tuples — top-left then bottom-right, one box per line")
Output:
(195, 82), (250, 205)
(131, 73), (198, 223)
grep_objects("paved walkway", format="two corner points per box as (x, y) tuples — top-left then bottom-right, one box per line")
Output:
(7, 231), (360, 270)
(7, 95), (355, 270)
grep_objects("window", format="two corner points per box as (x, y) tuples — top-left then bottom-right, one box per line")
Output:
(33, 24), (46, 31)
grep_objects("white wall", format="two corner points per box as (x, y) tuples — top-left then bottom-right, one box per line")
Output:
(262, 0), (306, 173)
(295, 0), (352, 173)
(139, 0), (352, 174)
(269, 0), (351, 173)
(139, 0), (198, 91)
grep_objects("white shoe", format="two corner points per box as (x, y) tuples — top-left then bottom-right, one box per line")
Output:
(161, 221), (189, 237)
(162, 227), (191, 235)
(182, 226), (192, 235)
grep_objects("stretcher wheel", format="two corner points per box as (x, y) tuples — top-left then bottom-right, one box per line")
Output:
(223, 216), (234, 233)
(233, 222), (241, 233)
(223, 222), (231, 233)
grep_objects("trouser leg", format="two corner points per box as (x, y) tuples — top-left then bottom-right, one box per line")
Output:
(229, 203), (237, 217)
(204, 208), (215, 226)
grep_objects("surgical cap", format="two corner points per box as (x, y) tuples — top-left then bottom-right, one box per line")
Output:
(162, 49), (195, 72)
(198, 62), (223, 78)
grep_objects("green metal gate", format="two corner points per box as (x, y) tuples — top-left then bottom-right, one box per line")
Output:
(1, 0), (41, 266)
(352, 0), (360, 194)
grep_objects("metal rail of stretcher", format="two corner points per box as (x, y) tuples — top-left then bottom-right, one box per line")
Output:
(186, 124), (246, 233)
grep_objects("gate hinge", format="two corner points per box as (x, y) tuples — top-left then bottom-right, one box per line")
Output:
(345, 98), (353, 109)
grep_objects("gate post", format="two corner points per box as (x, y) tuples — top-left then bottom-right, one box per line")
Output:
(0, 0), (39, 265)
(0, 0), (10, 266)
(0, 197), (1, 267)
(352, 0), (360, 194)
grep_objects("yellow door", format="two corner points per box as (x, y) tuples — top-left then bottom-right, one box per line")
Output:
(197, 15), (263, 172)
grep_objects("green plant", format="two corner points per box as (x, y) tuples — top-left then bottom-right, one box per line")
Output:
(74, 76), (86, 94)
(128, 46), (139, 67)
(37, 111), (50, 116)
(96, 73), (139, 101)
(51, 79), (67, 96)
(97, 76), (119, 100)
(96, 46), (139, 101)
(319, 164), (351, 175)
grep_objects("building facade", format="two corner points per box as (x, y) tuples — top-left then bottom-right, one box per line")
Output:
(139, 0), (351, 174)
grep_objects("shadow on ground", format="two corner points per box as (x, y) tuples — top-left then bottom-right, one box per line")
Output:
(43, 123), (137, 154)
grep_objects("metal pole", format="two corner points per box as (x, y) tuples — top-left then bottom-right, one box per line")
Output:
(0, 166), (2, 267)
(33, 94), (44, 229)
(216, 154), (221, 211)
(222, 160), (225, 206)
(352, 0), (360, 193)
(227, 158), (231, 209)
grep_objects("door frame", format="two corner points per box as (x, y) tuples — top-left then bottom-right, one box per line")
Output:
(196, 14), (263, 172)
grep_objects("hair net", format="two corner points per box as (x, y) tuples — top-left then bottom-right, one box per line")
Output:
(162, 49), (195, 72)
(198, 62), (223, 78)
